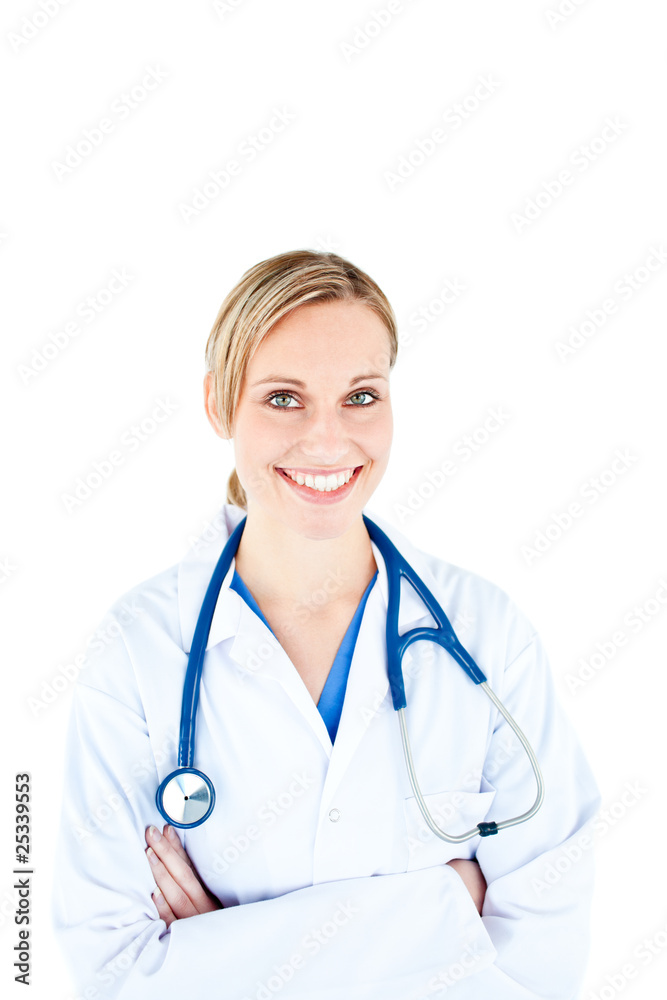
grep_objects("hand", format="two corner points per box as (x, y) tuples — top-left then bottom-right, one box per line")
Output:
(145, 824), (223, 928)
(446, 858), (487, 915)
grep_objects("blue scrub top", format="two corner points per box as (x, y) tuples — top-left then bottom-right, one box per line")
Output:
(229, 569), (378, 743)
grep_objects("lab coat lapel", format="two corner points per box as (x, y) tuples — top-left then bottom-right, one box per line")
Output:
(227, 602), (335, 756)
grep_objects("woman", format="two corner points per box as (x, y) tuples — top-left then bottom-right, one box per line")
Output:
(53, 250), (600, 999)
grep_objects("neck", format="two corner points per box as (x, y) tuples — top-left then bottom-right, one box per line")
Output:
(233, 506), (377, 613)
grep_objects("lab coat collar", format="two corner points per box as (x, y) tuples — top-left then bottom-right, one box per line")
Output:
(178, 503), (246, 654)
(177, 503), (443, 657)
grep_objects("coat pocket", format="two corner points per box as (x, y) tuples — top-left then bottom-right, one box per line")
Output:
(402, 789), (497, 871)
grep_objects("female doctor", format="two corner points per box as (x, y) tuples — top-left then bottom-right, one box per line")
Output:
(53, 250), (600, 1000)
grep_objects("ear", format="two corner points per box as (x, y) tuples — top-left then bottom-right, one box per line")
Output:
(203, 371), (231, 440)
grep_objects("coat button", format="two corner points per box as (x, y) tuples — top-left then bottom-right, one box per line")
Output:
(328, 808), (341, 823)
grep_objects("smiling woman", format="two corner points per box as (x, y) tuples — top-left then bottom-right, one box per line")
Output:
(207, 298), (393, 527)
(52, 249), (600, 1000)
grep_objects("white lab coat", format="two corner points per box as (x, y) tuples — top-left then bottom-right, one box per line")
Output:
(52, 503), (600, 1000)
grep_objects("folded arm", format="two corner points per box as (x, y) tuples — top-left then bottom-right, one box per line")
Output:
(52, 679), (496, 1000)
(144, 820), (487, 927)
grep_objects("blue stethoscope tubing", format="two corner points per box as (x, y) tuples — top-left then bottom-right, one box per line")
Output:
(156, 515), (544, 836)
(155, 517), (247, 828)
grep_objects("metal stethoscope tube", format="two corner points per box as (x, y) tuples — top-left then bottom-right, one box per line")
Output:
(397, 682), (544, 843)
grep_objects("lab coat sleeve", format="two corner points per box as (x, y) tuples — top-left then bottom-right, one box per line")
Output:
(450, 627), (601, 1000)
(52, 631), (498, 1000)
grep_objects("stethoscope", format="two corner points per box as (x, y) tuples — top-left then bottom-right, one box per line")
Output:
(156, 515), (544, 838)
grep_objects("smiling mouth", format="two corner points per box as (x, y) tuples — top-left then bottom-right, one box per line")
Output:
(276, 466), (363, 493)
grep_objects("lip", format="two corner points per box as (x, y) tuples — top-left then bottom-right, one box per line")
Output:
(275, 465), (363, 505)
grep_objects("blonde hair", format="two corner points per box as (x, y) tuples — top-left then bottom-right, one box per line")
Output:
(204, 249), (398, 511)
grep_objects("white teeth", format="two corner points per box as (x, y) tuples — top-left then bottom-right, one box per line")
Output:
(282, 468), (356, 492)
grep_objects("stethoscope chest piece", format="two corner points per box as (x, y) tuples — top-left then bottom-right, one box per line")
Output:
(155, 767), (215, 829)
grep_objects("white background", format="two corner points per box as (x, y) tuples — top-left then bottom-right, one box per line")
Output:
(1, 0), (666, 997)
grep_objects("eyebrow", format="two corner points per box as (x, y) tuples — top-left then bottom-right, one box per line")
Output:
(251, 372), (388, 388)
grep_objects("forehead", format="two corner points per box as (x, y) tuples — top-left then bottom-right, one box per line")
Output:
(247, 300), (392, 377)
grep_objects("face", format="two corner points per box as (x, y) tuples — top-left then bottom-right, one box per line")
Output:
(206, 299), (393, 540)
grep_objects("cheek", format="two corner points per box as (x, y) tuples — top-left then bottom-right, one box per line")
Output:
(234, 427), (277, 500)
(235, 404), (272, 448)
(232, 409), (262, 473)
(234, 409), (288, 474)
(368, 410), (393, 460)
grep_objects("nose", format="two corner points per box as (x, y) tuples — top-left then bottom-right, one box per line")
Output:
(297, 404), (349, 464)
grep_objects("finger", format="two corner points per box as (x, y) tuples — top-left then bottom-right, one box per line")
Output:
(146, 825), (219, 911)
(162, 824), (191, 863)
(145, 826), (213, 912)
(152, 885), (177, 928)
(161, 826), (223, 909)
(145, 845), (199, 920)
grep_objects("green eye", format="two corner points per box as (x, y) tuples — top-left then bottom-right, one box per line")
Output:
(348, 391), (378, 406)
(268, 393), (297, 408)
